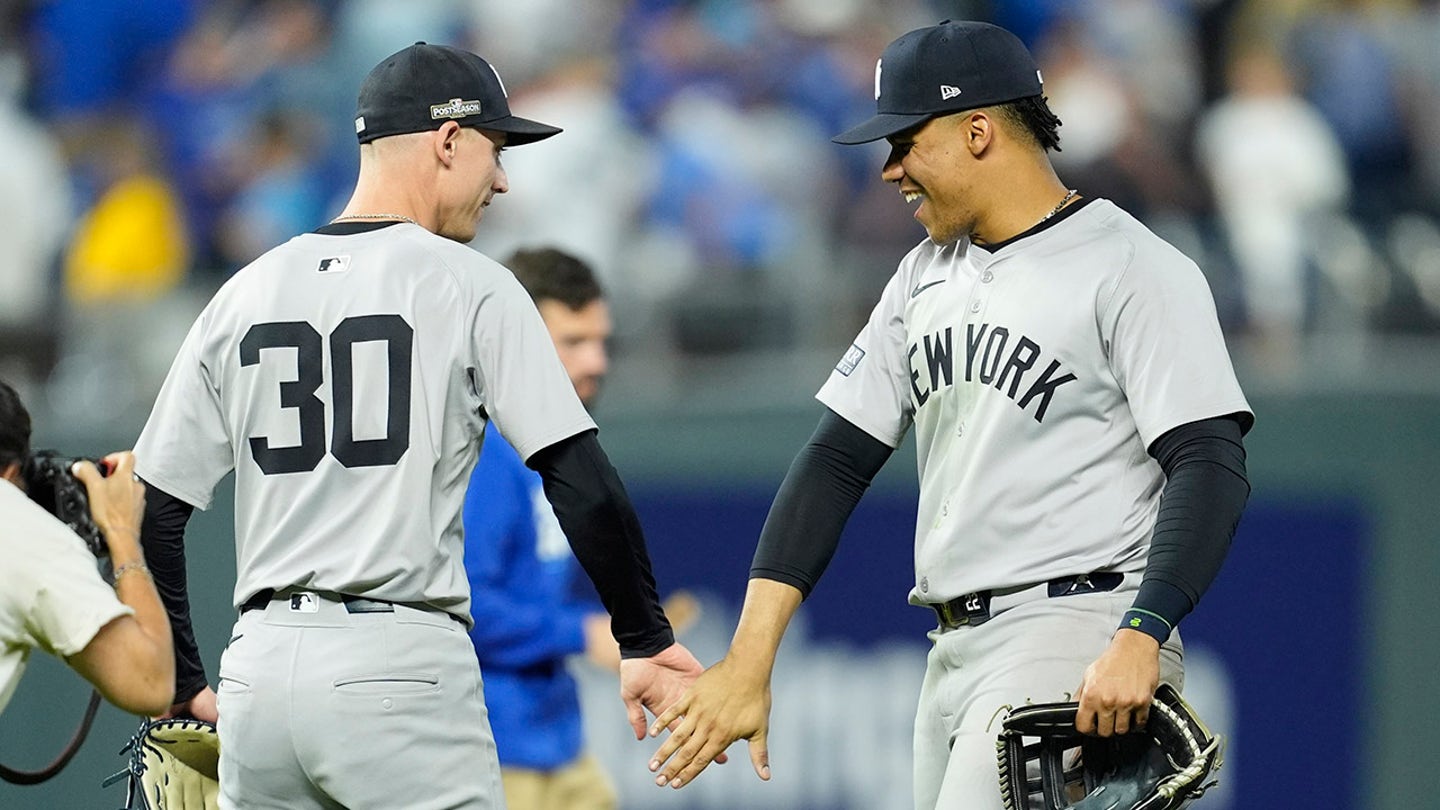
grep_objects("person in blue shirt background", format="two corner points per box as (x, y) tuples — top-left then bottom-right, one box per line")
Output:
(463, 246), (697, 810)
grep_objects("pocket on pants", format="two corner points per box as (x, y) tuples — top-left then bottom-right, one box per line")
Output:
(217, 674), (252, 694)
(333, 673), (441, 696)
(215, 675), (253, 727)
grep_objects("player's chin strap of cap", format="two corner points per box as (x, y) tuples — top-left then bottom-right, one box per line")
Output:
(0, 689), (102, 784)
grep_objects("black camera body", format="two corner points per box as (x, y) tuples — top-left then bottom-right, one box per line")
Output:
(23, 451), (107, 558)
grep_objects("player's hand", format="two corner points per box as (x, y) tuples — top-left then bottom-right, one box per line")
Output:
(647, 652), (771, 789)
(619, 642), (714, 739)
(158, 685), (219, 723)
(1074, 628), (1160, 736)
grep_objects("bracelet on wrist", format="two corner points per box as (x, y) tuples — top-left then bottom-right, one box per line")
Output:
(112, 560), (152, 585)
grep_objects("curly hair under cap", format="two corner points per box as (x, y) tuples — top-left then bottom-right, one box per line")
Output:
(993, 95), (1063, 153)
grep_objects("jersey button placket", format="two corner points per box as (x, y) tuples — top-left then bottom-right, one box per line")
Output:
(956, 262), (987, 438)
(968, 268), (989, 314)
(971, 267), (996, 312)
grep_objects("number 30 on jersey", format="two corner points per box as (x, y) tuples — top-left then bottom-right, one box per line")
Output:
(240, 314), (413, 475)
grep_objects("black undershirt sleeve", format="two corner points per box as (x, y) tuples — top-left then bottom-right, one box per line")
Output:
(749, 409), (895, 597)
(138, 481), (208, 704)
(1124, 414), (1250, 642)
(527, 429), (673, 659)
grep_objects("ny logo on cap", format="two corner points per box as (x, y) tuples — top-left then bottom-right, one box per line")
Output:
(874, 58), (883, 100)
(940, 85), (961, 101)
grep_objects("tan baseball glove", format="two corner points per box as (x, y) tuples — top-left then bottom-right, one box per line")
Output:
(105, 717), (220, 810)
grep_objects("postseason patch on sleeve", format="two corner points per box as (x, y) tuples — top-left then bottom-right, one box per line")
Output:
(836, 343), (866, 376)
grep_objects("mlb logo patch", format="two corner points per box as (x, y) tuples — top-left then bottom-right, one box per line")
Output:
(317, 255), (351, 274)
(836, 344), (866, 376)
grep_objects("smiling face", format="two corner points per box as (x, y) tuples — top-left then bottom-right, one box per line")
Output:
(881, 114), (982, 246)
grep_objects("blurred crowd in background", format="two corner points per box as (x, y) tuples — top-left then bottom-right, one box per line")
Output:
(2, 0), (1439, 429)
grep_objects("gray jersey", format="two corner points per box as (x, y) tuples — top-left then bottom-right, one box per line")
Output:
(818, 199), (1251, 603)
(134, 223), (594, 622)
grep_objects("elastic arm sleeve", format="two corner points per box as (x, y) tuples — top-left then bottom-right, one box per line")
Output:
(749, 409), (894, 598)
(1123, 414), (1250, 642)
(528, 430), (672, 659)
(138, 481), (206, 703)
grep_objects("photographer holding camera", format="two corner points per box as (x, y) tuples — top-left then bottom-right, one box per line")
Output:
(0, 379), (173, 716)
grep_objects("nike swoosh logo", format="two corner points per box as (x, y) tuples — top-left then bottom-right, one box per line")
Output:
(910, 279), (945, 298)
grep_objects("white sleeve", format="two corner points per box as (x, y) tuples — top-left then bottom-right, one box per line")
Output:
(815, 269), (914, 448)
(20, 509), (132, 658)
(1102, 252), (1252, 448)
(134, 306), (235, 509)
(472, 277), (595, 462)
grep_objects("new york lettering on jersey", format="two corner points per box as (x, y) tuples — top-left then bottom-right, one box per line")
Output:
(906, 323), (1077, 421)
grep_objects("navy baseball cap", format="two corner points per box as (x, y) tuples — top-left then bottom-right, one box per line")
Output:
(355, 42), (561, 146)
(833, 21), (1043, 145)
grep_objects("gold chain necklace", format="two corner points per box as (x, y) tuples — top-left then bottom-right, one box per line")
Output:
(1037, 189), (1078, 226)
(331, 213), (420, 226)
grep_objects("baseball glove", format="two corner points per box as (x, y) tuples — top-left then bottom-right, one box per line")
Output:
(995, 683), (1222, 810)
(104, 718), (220, 810)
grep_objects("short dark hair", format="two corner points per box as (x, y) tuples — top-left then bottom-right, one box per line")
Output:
(993, 95), (1063, 153)
(0, 379), (32, 471)
(505, 248), (604, 310)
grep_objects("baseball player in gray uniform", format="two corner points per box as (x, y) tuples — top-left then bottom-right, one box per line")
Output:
(647, 21), (1253, 809)
(133, 43), (705, 809)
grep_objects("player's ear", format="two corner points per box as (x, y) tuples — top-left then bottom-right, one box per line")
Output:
(965, 110), (995, 155)
(435, 122), (461, 167)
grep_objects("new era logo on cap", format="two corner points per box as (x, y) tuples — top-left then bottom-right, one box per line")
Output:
(940, 85), (961, 100)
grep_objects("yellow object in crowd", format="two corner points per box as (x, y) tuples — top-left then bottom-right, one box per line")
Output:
(65, 174), (189, 304)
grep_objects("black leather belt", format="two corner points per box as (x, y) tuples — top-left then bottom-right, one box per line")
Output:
(240, 589), (394, 615)
(928, 572), (1124, 630)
